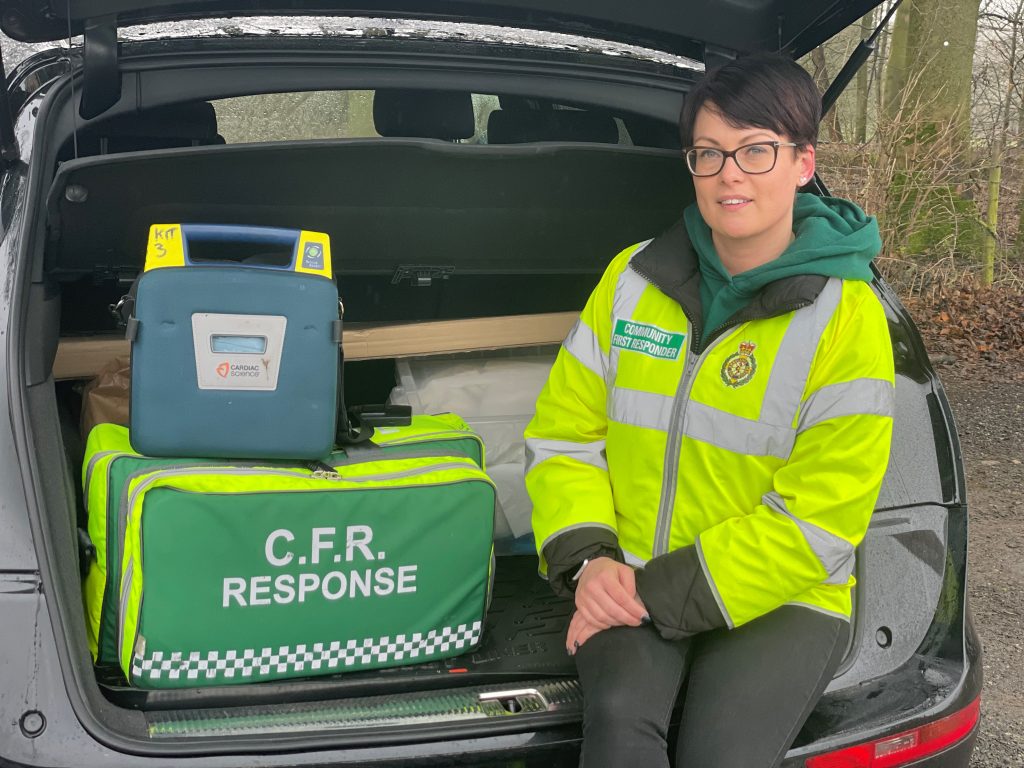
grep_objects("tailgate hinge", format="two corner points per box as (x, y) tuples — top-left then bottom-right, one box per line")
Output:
(0, 47), (20, 167)
(80, 14), (121, 120)
(820, 1), (903, 117)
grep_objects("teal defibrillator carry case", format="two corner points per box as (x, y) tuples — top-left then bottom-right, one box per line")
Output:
(82, 416), (492, 687)
(127, 223), (339, 460)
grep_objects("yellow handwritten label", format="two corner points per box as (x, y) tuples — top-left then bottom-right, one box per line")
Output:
(144, 224), (186, 271)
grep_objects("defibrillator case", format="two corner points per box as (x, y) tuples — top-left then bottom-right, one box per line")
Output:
(128, 223), (340, 459)
(81, 416), (492, 686)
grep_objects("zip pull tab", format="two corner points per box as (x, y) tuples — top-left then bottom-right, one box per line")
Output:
(306, 460), (341, 480)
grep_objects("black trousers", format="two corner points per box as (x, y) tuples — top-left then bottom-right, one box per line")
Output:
(573, 605), (850, 768)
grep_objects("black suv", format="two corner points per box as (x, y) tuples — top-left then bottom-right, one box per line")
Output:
(0, 2), (980, 766)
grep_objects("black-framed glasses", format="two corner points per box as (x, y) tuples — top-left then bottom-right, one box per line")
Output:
(684, 141), (800, 177)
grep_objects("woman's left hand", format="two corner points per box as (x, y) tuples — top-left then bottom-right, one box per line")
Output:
(566, 609), (603, 655)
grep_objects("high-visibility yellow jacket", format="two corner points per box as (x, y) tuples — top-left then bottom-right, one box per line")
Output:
(525, 221), (895, 636)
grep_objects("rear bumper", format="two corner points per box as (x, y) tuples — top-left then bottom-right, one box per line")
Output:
(0, 583), (981, 768)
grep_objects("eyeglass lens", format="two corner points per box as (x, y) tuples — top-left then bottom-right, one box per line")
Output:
(686, 143), (778, 176)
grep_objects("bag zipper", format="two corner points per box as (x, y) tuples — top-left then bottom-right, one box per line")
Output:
(84, 450), (131, 501)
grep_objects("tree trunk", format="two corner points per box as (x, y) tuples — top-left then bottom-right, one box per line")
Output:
(810, 46), (844, 142)
(879, 0), (982, 263)
(985, 164), (1000, 286)
(882, 1), (912, 121)
(855, 10), (874, 143)
(905, 0), (981, 145)
(874, 0), (891, 118)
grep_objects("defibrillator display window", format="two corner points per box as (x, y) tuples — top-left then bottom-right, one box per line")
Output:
(210, 334), (268, 354)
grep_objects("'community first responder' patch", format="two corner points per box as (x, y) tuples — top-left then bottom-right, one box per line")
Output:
(612, 318), (685, 360)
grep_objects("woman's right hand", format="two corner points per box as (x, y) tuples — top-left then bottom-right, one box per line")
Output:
(574, 557), (649, 630)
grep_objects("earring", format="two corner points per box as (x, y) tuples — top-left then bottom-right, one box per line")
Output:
(799, 177), (807, 184)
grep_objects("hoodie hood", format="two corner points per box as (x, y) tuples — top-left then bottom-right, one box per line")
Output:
(684, 193), (882, 334)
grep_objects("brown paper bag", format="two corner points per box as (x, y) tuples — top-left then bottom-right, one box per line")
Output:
(80, 356), (130, 441)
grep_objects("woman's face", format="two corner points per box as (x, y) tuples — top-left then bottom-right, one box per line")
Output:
(690, 105), (815, 253)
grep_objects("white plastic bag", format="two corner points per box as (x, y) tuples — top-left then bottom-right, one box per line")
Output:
(389, 349), (558, 548)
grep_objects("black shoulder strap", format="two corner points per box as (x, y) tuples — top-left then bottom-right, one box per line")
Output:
(334, 342), (375, 446)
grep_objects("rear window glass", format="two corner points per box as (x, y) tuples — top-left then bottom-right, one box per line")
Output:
(211, 91), (671, 148)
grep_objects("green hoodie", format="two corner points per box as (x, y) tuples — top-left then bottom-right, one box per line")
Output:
(683, 193), (882, 335)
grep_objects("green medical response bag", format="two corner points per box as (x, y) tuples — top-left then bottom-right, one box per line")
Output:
(81, 415), (490, 686)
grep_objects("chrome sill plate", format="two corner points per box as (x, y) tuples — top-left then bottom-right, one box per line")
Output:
(146, 678), (581, 738)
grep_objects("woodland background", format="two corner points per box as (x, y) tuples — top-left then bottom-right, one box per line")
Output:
(798, 0), (1024, 374)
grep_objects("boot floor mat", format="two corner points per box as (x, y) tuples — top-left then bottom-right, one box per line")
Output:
(98, 554), (577, 710)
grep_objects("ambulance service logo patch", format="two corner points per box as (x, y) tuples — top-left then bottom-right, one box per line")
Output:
(721, 341), (758, 388)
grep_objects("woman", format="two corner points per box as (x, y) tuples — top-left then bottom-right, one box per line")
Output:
(524, 52), (895, 767)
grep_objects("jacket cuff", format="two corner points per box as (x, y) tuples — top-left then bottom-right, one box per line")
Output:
(542, 527), (624, 599)
(634, 545), (726, 640)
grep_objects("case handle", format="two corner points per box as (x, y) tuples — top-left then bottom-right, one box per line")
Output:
(143, 223), (332, 279)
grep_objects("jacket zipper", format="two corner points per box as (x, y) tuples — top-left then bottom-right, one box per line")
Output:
(651, 338), (728, 556)
(700, 300), (814, 353)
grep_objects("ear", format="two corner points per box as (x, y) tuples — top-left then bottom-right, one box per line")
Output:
(797, 144), (816, 187)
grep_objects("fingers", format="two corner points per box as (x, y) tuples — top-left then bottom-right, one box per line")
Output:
(566, 610), (586, 654)
(634, 591), (648, 615)
(566, 611), (604, 654)
(607, 569), (649, 623)
(575, 560), (648, 626)
(578, 582), (644, 627)
(573, 619), (602, 649)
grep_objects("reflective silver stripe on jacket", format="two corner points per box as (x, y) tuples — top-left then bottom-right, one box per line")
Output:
(562, 318), (607, 380)
(696, 537), (735, 628)
(759, 277), (843, 428)
(762, 491), (855, 585)
(683, 402), (795, 458)
(539, 522), (618, 556)
(607, 243), (654, 385)
(606, 277), (846, 458)
(797, 377), (895, 433)
(609, 387), (675, 431)
(621, 548), (648, 567)
(525, 437), (608, 474)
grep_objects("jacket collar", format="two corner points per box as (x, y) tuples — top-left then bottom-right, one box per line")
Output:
(630, 217), (830, 350)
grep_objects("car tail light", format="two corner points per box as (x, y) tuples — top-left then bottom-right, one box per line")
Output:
(805, 696), (980, 767)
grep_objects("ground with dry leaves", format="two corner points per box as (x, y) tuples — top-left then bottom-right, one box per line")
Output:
(914, 285), (1024, 767)
(907, 286), (1024, 378)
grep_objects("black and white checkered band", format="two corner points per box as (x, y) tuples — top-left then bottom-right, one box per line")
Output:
(131, 622), (482, 683)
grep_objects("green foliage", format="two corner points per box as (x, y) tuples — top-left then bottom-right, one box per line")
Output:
(882, 170), (987, 261)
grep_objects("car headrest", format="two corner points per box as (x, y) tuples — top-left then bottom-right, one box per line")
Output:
(487, 109), (619, 145)
(80, 101), (222, 155)
(372, 89), (475, 141)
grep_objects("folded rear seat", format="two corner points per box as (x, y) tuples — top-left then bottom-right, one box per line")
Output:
(486, 109), (619, 144)
(372, 88), (476, 140)
(73, 101), (224, 156)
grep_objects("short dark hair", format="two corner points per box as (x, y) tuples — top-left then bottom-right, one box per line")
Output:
(679, 52), (821, 149)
